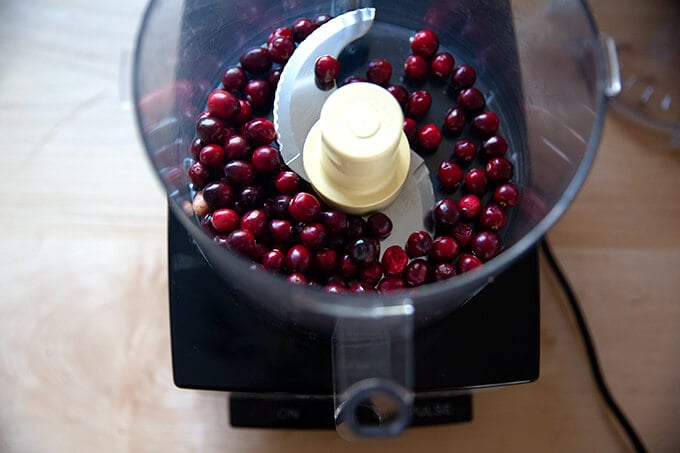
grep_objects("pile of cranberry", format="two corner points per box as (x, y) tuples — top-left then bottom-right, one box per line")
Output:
(186, 15), (519, 294)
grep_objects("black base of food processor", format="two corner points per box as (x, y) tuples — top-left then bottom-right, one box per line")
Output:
(167, 209), (540, 429)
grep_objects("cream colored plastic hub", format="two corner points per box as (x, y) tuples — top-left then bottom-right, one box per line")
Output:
(303, 82), (411, 215)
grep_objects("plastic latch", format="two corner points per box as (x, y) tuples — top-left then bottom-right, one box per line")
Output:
(601, 34), (621, 98)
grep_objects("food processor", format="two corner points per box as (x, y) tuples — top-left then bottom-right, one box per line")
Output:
(133, 0), (620, 438)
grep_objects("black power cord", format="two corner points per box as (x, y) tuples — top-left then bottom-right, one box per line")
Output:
(540, 239), (647, 453)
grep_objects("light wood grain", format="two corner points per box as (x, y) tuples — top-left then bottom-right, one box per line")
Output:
(1, 1), (679, 452)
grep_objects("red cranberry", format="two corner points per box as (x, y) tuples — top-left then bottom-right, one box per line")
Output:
(418, 123), (442, 151)
(444, 107), (467, 132)
(226, 229), (257, 257)
(207, 89), (240, 122)
(482, 135), (508, 157)
(269, 69), (282, 90)
(403, 118), (418, 145)
(287, 273), (308, 285)
(244, 79), (273, 109)
(267, 27), (294, 46)
(289, 192), (321, 222)
(366, 212), (393, 239)
(251, 146), (282, 173)
(339, 254), (359, 278)
(360, 261), (384, 285)
(457, 87), (485, 111)
(405, 259), (430, 287)
(386, 85), (409, 107)
(313, 14), (333, 26)
(274, 171), (300, 194)
(451, 64), (477, 90)
(343, 75), (366, 85)
(464, 168), (488, 195)
(438, 160), (464, 189)
(300, 222), (327, 250)
(431, 52), (455, 77)
(239, 185), (263, 209)
(457, 253), (483, 273)
(286, 244), (312, 274)
(452, 222), (474, 248)
(382, 245), (409, 276)
(222, 66), (247, 93)
(486, 157), (514, 183)
(240, 209), (268, 238)
(244, 118), (276, 146)
(433, 197), (460, 228)
(431, 235), (460, 262)
(196, 116), (225, 144)
(190, 137), (204, 160)
(350, 281), (376, 294)
(406, 231), (433, 257)
(472, 230), (502, 261)
(327, 274), (348, 288)
(378, 276), (407, 293)
(235, 100), (252, 125)
(410, 29), (439, 58)
(267, 35), (296, 64)
(453, 139), (477, 164)
(262, 249), (285, 272)
(224, 160), (255, 187)
(366, 59), (392, 85)
(224, 135), (250, 161)
(321, 210), (349, 234)
(458, 194), (482, 219)
(349, 238), (380, 265)
(240, 47), (272, 74)
(198, 144), (224, 168)
(407, 90), (432, 118)
(202, 180), (234, 208)
(323, 283), (346, 294)
(314, 55), (340, 84)
(267, 194), (292, 219)
(494, 183), (520, 208)
(403, 55), (429, 80)
(472, 112), (500, 136)
(211, 208), (239, 233)
(346, 216), (368, 239)
(432, 262), (457, 281)
(315, 248), (339, 274)
(268, 218), (294, 243)
(291, 17), (316, 42)
(479, 204), (507, 231)
(188, 162), (211, 188)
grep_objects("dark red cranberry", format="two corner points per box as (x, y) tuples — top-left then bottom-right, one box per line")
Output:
(244, 79), (273, 109)
(213, 234), (228, 247)
(195, 116), (225, 144)
(432, 262), (457, 281)
(268, 69), (282, 90)
(464, 168), (488, 195)
(300, 223), (327, 250)
(349, 238), (380, 265)
(291, 17), (316, 42)
(339, 254), (359, 278)
(479, 203), (507, 231)
(444, 107), (467, 132)
(267, 194), (292, 219)
(350, 281), (376, 294)
(458, 194), (482, 219)
(240, 209), (268, 238)
(366, 212), (393, 239)
(472, 112), (500, 136)
(438, 160), (464, 189)
(323, 283), (346, 294)
(289, 192), (322, 222)
(494, 183), (520, 208)
(403, 55), (429, 80)
(407, 90), (432, 118)
(287, 273), (308, 285)
(222, 66), (247, 93)
(262, 249), (285, 272)
(472, 230), (502, 261)
(366, 59), (392, 85)
(244, 118), (276, 146)
(453, 139), (476, 164)
(240, 47), (272, 74)
(451, 64), (477, 90)
(198, 144), (224, 167)
(405, 259), (430, 287)
(274, 171), (300, 194)
(406, 231), (433, 257)
(224, 160), (255, 187)
(226, 229), (257, 257)
(224, 135), (251, 160)
(386, 85), (409, 107)
(315, 248), (339, 274)
(314, 55), (340, 84)
(251, 146), (282, 173)
(286, 244), (312, 274)
(267, 35), (296, 64)
(433, 197), (460, 228)
(235, 100), (252, 125)
(431, 235), (460, 262)
(321, 210), (349, 234)
(346, 216), (368, 239)
(202, 180), (234, 208)
(268, 219), (294, 244)
(327, 274), (348, 288)
(457, 254), (483, 273)
(410, 29), (439, 58)
(313, 14), (333, 26)
(267, 27), (294, 46)
(452, 222), (474, 248)
(457, 87), (485, 111)
(378, 276), (407, 293)
(190, 137), (204, 160)
(418, 123), (442, 151)
(431, 52), (455, 77)
(207, 89), (240, 121)
(382, 245), (408, 276)
(360, 261), (384, 285)
(403, 118), (418, 145)
(342, 75), (366, 85)
(486, 157), (514, 183)
(482, 135), (508, 157)
(211, 208), (239, 233)
(188, 161), (211, 188)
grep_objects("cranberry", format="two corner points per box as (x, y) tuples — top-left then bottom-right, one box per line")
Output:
(188, 161), (211, 188)
(431, 52), (455, 77)
(223, 135), (250, 161)
(360, 261), (384, 285)
(494, 183), (520, 208)
(267, 27), (294, 46)
(207, 89), (240, 121)
(382, 245), (409, 276)
(269, 69), (282, 90)
(457, 87), (485, 111)
(343, 75), (366, 85)
(240, 209), (268, 238)
(321, 210), (349, 234)
(267, 194), (292, 219)
(451, 64), (477, 90)
(457, 254), (483, 273)
(432, 262), (457, 281)
(444, 107), (467, 132)
(244, 79), (273, 109)
(315, 249), (339, 274)
(405, 259), (430, 287)
(403, 55), (429, 80)
(274, 171), (300, 194)
(251, 146), (282, 173)
(452, 222), (475, 248)
(261, 249), (284, 272)
(339, 254), (359, 278)
(190, 137), (204, 160)
(192, 191), (210, 217)
(244, 118), (276, 146)
(366, 59), (392, 85)
(458, 194), (482, 219)
(195, 116), (225, 144)
(349, 238), (380, 265)
(226, 229), (257, 257)
(314, 55), (340, 84)
(486, 157), (514, 183)
(224, 160), (255, 187)
(268, 218), (294, 243)
(240, 47), (272, 74)
(410, 29), (439, 58)
(386, 85), (409, 107)
(198, 144), (224, 168)
(323, 283), (346, 294)
(403, 118), (418, 145)
(222, 66), (247, 93)
(438, 160), (464, 189)
(300, 222), (327, 250)
(433, 197), (460, 228)
(472, 230), (502, 261)
(289, 192), (321, 222)
(431, 235), (460, 262)
(286, 244), (312, 274)
(202, 180), (234, 208)
(313, 14), (333, 26)
(350, 281), (376, 294)
(453, 139), (477, 164)
(291, 17), (316, 42)
(418, 123), (442, 151)
(213, 234), (228, 247)
(378, 276), (407, 293)
(472, 112), (500, 136)
(464, 168), (488, 195)
(366, 212), (393, 239)
(479, 204), (507, 231)
(407, 90), (432, 118)
(406, 231), (433, 257)
(267, 35), (296, 64)
(235, 100), (252, 124)
(211, 208), (240, 233)
(482, 135), (508, 157)
(346, 216), (368, 239)
(287, 273), (308, 285)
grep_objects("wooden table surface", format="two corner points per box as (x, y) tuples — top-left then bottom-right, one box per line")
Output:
(1, 1), (678, 452)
